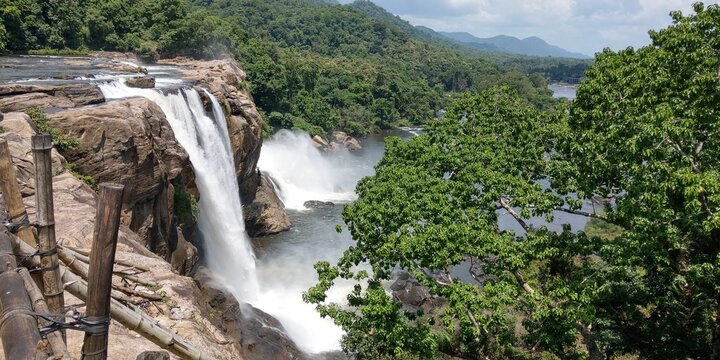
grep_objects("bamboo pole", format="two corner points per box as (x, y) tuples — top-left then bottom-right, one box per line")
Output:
(17, 240), (215, 360)
(82, 183), (125, 360)
(0, 139), (36, 247)
(62, 246), (151, 272)
(31, 134), (65, 341)
(57, 247), (134, 304)
(0, 228), (44, 360)
(18, 267), (71, 359)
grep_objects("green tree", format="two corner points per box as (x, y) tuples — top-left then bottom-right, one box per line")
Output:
(307, 3), (720, 359)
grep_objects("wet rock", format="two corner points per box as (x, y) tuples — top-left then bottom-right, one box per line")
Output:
(195, 270), (306, 360)
(126, 76), (156, 89)
(391, 272), (447, 312)
(344, 137), (362, 151)
(331, 131), (348, 142)
(135, 351), (170, 360)
(312, 135), (329, 149)
(303, 200), (335, 209)
(244, 174), (292, 237)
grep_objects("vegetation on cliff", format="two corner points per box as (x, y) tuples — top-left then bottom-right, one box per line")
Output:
(0, 0), (566, 135)
(306, 3), (720, 358)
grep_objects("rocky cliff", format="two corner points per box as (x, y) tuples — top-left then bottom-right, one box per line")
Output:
(0, 54), (297, 360)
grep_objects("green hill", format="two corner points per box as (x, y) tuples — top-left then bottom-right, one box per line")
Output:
(0, 0), (565, 135)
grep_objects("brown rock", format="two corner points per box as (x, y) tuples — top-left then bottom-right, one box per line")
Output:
(344, 136), (362, 151)
(0, 112), (65, 196)
(0, 83), (104, 112)
(47, 99), (195, 258)
(243, 174), (291, 237)
(312, 135), (329, 148)
(195, 269), (306, 360)
(331, 131), (348, 142)
(0, 92), (75, 112)
(126, 76), (156, 89)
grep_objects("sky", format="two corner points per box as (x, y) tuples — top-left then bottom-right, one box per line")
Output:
(337, 0), (719, 56)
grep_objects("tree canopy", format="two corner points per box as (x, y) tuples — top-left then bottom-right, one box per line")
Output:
(0, 0), (566, 135)
(306, 3), (720, 359)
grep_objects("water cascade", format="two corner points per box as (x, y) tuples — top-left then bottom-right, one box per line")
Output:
(258, 130), (364, 210)
(99, 80), (260, 300)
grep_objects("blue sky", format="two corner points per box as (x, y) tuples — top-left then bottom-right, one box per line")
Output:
(337, 0), (719, 56)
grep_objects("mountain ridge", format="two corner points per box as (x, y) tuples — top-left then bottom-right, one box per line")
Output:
(439, 31), (590, 59)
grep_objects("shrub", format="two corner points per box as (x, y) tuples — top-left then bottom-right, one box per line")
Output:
(24, 108), (79, 152)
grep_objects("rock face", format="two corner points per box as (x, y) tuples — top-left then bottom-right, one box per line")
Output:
(243, 174), (292, 237)
(195, 270), (305, 360)
(0, 83), (104, 112)
(126, 76), (156, 89)
(161, 57), (290, 236)
(46, 99), (198, 269)
(0, 110), (242, 359)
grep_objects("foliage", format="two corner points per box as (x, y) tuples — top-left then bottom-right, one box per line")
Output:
(174, 186), (199, 226)
(308, 3), (720, 359)
(63, 162), (98, 191)
(583, 217), (623, 241)
(1, 0), (559, 135)
(27, 48), (90, 56)
(24, 107), (79, 152)
(0, 125), (6, 133)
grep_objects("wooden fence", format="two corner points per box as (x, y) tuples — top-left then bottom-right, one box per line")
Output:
(0, 136), (214, 360)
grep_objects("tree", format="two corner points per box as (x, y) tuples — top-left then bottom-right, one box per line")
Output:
(306, 3), (720, 359)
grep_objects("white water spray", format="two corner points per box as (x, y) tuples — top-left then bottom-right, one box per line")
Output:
(258, 130), (360, 210)
(99, 80), (260, 300)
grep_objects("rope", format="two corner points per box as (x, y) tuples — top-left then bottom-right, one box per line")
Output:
(3, 213), (32, 233)
(37, 311), (110, 338)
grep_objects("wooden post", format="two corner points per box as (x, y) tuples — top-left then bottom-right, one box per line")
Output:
(31, 134), (65, 342)
(0, 227), (44, 360)
(82, 183), (125, 360)
(19, 267), (70, 359)
(0, 139), (36, 247)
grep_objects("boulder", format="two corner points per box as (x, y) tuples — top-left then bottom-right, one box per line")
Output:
(344, 136), (362, 151)
(331, 131), (347, 142)
(0, 83), (104, 112)
(390, 272), (447, 312)
(303, 200), (335, 209)
(244, 174), (292, 237)
(126, 76), (156, 89)
(312, 135), (329, 149)
(195, 269), (306, 360)
(47, 99), (196, 263)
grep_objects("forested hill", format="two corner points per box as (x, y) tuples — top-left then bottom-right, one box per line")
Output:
(0, 0), (572, 135)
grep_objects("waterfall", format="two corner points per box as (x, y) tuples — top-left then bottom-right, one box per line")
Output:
(99, 80), (260, 300)
(258, 130), (359, 210)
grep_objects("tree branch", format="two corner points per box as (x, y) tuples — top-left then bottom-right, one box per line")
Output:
(500, 198), (529, 231)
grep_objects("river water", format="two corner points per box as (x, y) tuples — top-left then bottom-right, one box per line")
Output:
(2, 55), (589, 357)
(548, 83), (578, 99)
